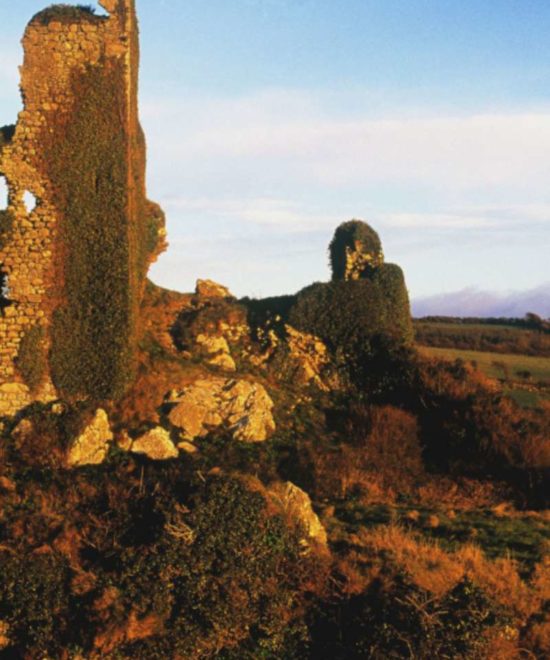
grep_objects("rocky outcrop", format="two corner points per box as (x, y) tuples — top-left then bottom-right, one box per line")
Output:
(269, 481), (328, 551)
(167, 377), (275, 442)
(67, 409), (113, 467)
(195, 279), (233, 299)
(283, 325), (331, 390)
(130, 427), (178, 461)
(171, 289), (249, 371)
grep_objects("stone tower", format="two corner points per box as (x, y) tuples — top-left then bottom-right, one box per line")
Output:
(0, 1), (165, 414)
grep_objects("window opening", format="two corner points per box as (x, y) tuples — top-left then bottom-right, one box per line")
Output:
(0, 270), (13, 315)
(23, 190), (37, 213)
(0, 176), (8, 210)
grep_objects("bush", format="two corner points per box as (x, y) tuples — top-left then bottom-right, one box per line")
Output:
(307, 573), (502, 659)
(288, 271), (413, 390)
(0, 459), (319, 657)
(0, 552), (71, 657)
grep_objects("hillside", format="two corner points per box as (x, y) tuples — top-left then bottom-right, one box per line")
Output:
(0, 3), (549, 659)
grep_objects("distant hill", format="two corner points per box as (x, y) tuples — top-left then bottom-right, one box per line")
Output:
(412, 283), (550, 318)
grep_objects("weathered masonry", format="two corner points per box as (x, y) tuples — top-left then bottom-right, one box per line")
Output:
(0, 1), (166, 414)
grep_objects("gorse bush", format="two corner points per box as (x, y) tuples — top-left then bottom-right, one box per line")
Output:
(0, 455), (316, 657)
(0, 553), (72, 656)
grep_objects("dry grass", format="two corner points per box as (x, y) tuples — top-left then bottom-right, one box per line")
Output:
(351, 523), (549, 623)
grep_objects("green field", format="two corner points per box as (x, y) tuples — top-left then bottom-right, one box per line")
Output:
(414, 319), (550, 357)
(419, 346), (550, 406)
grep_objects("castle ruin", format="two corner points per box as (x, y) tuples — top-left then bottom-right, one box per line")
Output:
(0, 1), (165, 414)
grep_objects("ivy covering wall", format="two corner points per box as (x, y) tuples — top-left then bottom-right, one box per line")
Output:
(41, 59), (140, 400)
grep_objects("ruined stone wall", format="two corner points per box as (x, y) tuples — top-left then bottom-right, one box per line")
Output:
(0, 1), (164, 414)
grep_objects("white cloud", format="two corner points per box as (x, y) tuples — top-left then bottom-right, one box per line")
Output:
(142, 89), (550, 193)
(163, 195), (341, 232)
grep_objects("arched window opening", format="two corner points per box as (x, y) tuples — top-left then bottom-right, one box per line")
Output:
(23, 190), (37, 213)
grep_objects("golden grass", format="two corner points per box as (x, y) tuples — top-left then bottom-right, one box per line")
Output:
(353, 523), (549, 622)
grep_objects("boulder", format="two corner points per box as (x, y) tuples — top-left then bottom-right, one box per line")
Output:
(178, 441), (199, 455)
(195, 279), (233, 299)
(269, 481), (328, 550)
(67, 409), (113, 467)
(131, 427), (178, 461)
(195, 333), (236, 371)
(167, 377), (275, 443)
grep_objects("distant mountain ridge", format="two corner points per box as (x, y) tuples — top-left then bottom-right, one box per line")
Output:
(412, 283), (550, 318)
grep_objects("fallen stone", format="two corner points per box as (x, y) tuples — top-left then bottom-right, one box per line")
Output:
(269, 481), (328, 550)
(67, 409), (113, 468)
(195, 333), (236, 371)
(167, 377), (275, 443)
(178, 441), (199, 454)
(131, 427), (178, 461)
(0, 476), (16, 493)
(0, 620), (10, 652)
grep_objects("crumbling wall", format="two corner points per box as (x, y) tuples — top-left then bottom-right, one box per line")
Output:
(0, 1), (165, 414)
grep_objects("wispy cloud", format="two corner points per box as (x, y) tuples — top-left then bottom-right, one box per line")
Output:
(142, 89), (550, 193)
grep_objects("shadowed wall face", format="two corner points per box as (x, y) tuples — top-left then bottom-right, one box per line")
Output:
(0, 0), (166, 411)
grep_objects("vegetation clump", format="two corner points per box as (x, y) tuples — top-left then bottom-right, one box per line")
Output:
(16, 324), (48, 391)
(329, 219), (384, 280)
(302, 222), (411, 373)
(0, 210), (14, 249)
(30, 4), (102, 26)
(0, 124), (15, 148)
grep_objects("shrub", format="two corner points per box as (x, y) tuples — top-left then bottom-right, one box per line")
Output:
(0, 552), (71, 657)
(30, 5), (100, 26)
(288, 273), (413, 391)
(307, 572), (502, 660)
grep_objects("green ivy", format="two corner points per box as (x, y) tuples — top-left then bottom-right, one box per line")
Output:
(0, 210), (14, 249)
(40, 59), (143, 400)
(329, 220), (383, 280)
(16, 324), (47, 391)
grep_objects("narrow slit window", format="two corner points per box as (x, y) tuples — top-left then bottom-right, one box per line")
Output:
(23, 190), (37, 213)
(0, 270), (13, 315)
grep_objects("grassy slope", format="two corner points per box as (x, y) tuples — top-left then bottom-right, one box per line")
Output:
(418, 345), (550, 406)
(414, 320), (550, 357)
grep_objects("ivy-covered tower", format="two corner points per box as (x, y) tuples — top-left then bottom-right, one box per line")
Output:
(0, 1), (166, 414)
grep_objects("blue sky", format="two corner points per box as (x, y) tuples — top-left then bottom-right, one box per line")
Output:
(1, 1), (549, 314)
